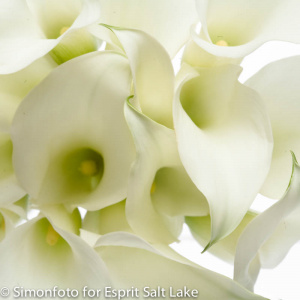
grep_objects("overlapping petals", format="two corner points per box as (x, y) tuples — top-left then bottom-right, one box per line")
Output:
(192, 0), (300, 60)
(94, 232), (266, 300)
(246, 56), (300, 199)
(0, 214), (112, 294)
(11, 51), (135, 210)
(97, 0), (198, 57)
(0, 0), (100, 73)
(125, 100), (208, 244)
(234, 154), (300, 291)
(174, 64), (273, 246)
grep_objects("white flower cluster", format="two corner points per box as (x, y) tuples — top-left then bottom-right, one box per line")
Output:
(1, 0), (300, 299)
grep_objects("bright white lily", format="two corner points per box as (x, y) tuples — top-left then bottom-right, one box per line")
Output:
(0, 214), (112, 295)
(174, 63), (273, 247)
(191, 0), (300, 62)
(11, 51), (135, 211)
(94, 231), (267, 300)
(234, 153), (300, 291)
(246, 56), (300, 199)
(124, 99), (208, 244)
(97, 0), (198, 58)
(0, 0), (101, 74)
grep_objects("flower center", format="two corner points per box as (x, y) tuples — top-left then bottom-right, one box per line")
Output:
(79, 160), (99, 176)
(150, 182), (156, 194)
(60, 26), (70, 36)
(215, 40), (228, 47)
(46, 224), (60, 246)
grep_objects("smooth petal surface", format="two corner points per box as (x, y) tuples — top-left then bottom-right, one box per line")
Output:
(0, 216), (111, 293)
(0, 0), (100, 73)
(0, 55), (56, 132)
(0, 133), (25, 206)
(12, 51), (135, 210)
(98, 0), (198, 57)
(124, 100), (208, 244)
(186, 211), (257, 264)
(234, 154), (300, 291)
(94, 232), (266, 300)
(83, 200), (133, 235)
(92, 25), (175, 128)
(174, 64), (273, 246)
(246, 56), (300, 199)
(192, 0), (300, 59)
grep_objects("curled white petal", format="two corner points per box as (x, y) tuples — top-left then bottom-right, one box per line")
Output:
(174, 64), (273, 246)
(94, 232), (266, 300)
(234, 153), (300, 291)
(0, 0), (101, 73)
(192, 0), (300, 59)
(11, 52), (135, 210)
(246, 56), (300, 199)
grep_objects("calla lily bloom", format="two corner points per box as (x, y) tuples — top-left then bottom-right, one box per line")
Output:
(124, 99), (208, 244)
(234, 153), (300, 291)
(190, 0), (300, 62)
(245, 56), (300, 199)
(0, 214), (112, 295)
(94, 231), (267, 300)
(0, 0), (101, 74)
(11, 51), (135, 211)
(174, 63), (273, 247)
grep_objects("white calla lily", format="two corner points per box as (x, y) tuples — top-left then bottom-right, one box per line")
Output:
(124, 99), (208, 244)
(97, 0), (198, 58)
(192, 0), (300, 60)
(246, 56), (300, 199)
(234, 153), (300, 291)
(0, 215), (111, 295)
(94, 231), (266, 300)
(0, 0), (100, 74)
(11, 51), (135, 211)
(174, 64), (273, 247)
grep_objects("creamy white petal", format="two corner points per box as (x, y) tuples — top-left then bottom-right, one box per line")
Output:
(83, 200), (133, 235)
(11, 51), (135, 210)
(0, 55), (56, 132)
(234, 154), (300, 291)
(174, 64), (273, 246)
(0, 133), (25, 206)
(124, 100), (183, 244)
(0, 216), (111, 293)
(186, 211), (257, 263)
(0, 0), (101, 73)
(92, 25), (175, 128)
(94, 232), (266, 300)
(246, 56), (300, 199)
(192, 0), (300, 59)
(125, 100), (208, 244)
(98, 0), (198, 57)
